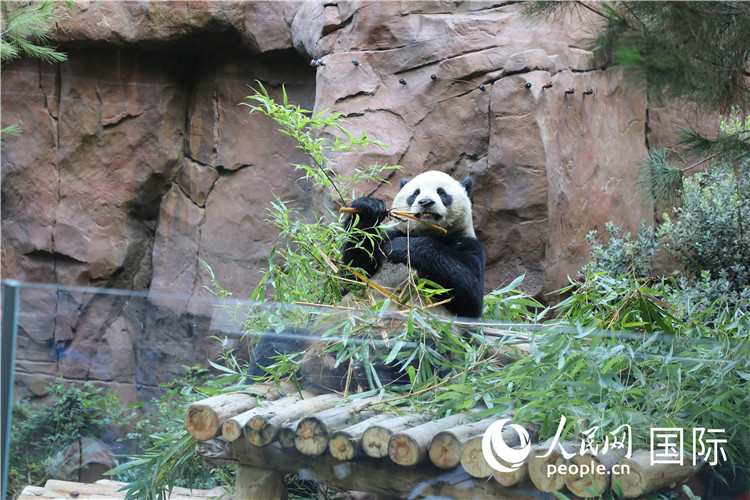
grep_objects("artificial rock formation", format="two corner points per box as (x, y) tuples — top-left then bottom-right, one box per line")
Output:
(1, 1), (715, 404)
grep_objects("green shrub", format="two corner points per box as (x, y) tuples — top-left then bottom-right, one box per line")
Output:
(663, 167), (750, 290)
(582, 221), (663, 278)
(111, 365), (235, 499)
(7, 379), (130, 499)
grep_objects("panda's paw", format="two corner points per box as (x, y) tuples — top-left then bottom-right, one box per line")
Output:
(348, 197), (387, 227)
(382, 236), (409, 262)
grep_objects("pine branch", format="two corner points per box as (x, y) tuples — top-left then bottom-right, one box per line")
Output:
(1, 0), (68, 63)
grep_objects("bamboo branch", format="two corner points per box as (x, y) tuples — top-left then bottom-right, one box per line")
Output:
(340, 207), (448, 234)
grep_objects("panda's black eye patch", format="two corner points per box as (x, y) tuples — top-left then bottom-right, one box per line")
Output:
(437, 187), (453, 206)
(406, 188), (420, 206)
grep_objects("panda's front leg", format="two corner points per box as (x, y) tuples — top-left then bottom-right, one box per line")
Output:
(341, 197), (388, 278)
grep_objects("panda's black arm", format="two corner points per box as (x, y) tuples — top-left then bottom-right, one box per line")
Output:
(384, 235), (486, 318)
(341, 197), (388, 278)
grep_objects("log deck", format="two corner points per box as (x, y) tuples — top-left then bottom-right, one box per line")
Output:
(185, 384), (703, 499)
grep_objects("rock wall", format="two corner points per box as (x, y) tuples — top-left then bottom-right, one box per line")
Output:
(1, 1), (715, 404)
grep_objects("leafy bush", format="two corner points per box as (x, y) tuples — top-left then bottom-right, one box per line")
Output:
(663, 167), (750, 290)
(583, 220), (663, 278)
(7, 379), (130, 499)
(111, 365), (238, 499)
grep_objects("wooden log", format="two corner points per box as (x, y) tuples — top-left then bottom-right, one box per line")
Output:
(564, 447), (627, 497)
(278, 418), (302, 449)
(222, 393), (303, 442)
(459, 422), (538, 479)
(235, 465), (286, 500)
(362, 413), (430, 459)
(390, 413), (478, 466)
(18, 479), (228, 499)
(185, 392), (259, 441)
(295, 399), (381, 456)
(224, 439), (545, 500)
(492, 459), (529, 487)
(329, 413), (397, 461)
(244, 393), (340, 446)
(458, 436), (494, 479)
(613, 450), (704, 498)
(528, 439), (576, 493)
(564, 453), (608, 496)
(428, 417), (497, 469)
(184, 382), (298, 441)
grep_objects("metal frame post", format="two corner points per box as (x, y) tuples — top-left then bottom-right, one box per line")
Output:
(1, 280), (21, 500)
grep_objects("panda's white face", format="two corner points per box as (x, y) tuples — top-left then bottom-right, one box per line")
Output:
(391, 171), (476, 238)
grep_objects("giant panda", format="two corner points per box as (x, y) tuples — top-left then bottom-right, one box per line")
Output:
(249, 170), (485, 391)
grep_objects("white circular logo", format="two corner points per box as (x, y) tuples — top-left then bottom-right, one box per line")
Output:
(481, 419), (532, 473)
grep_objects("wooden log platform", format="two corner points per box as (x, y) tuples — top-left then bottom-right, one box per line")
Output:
(185, 385), (705, 500)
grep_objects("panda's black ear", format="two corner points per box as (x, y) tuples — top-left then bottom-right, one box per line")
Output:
(399, 178), (410, 190)
(461, 177), (474, 197)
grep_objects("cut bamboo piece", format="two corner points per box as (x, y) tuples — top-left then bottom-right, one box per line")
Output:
(428, 417), (497, 469)
(528, 439), (573, 493)
(184, 382), (298, 441)
(613, 450), (704, 498)
(295, 399), (381, 456)
(245, 393), (340, 446)
(329, 413), (396, 461)
(390, 413), (477, 466)
(362, 413), (430, 459)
